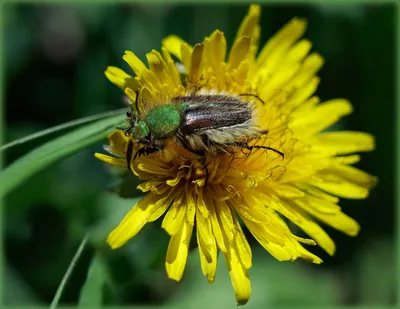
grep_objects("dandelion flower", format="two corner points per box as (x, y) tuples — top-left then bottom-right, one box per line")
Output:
(95, 4), (377, 305)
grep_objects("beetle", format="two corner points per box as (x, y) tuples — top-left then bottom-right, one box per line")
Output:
(120, 90), (284, 176)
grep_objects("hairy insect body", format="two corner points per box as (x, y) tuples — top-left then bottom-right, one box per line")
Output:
(130, 94), (264, 155)
(120, 92), (283, 170)
(178, 98), (263, 152)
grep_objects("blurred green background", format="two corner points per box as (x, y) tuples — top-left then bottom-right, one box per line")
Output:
(3, 2), (396, 308)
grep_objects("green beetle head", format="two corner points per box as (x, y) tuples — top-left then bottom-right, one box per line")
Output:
(133, 121), (150, 143)
(125, 104), (181, 143)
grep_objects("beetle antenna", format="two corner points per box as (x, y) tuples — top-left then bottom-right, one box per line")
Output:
(238, 93), (265, 105)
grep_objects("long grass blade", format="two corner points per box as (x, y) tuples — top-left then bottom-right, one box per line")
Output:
(50, 234), (90, 309)
(0, 113), (125, 197)
(1, 108), (127, 152)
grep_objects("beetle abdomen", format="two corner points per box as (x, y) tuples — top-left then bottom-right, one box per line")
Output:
(177, 95), (252, 134)
(172, 94), (264, 152)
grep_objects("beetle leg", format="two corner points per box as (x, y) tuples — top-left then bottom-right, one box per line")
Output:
(125, 144), (163, 174)
(232, 142), (284, 160)
(126, 140), (135, 173)
(198, 154), (210, 186)
(133, 145), (161, 161)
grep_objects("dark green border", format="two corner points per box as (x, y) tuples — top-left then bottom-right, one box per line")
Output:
(0, 0), (398, 308)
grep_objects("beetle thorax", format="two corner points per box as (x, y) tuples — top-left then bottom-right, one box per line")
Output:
(134, 121), (150, 142)
(144, 104), (182, 140)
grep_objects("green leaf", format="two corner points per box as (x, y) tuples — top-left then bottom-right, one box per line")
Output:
(1, 108), (126, 152)
(0, 113), (125, 197)
(50, 234), (90, 309)
(358, 239), (395, 304)
(4, 264), (40, 305)
(78, 253), (109, 307)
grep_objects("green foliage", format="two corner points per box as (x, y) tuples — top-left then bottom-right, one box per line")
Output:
(0, 113), (124, 197)
(357, 240), (396, 305)
(3, 3), (395, 307)
(78, 253), (110, 307)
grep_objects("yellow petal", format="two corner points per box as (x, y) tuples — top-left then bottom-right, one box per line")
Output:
(166, 220), (194, 281)
(137, 161), (172, 176)
(161, 47), (182, 90)
(292, 235), (317, 246)
(258, 61), (300, 102)
(196, 211), (214, 256)
(204, 30), (226, 71)
(243, 218), (288, 261)
(215, 200), (234, 242)
(296, 198), (360, 236)
(162, 35), (192, 60)
(232, 216), (252, 269)
(277, 200), (336, 255)
(148, 189), (178, 222)
(257, 17), (307, 67)
(314, 131), (375, 155)
(207, 197), (227, 252)
(294, 191), (342, 214)
(311, 158), (378, 200)
(146, 50), (175, 94)
(242, 209), (321, 264)
(285, 237), (323, 263)
(231, 60), (250, 85)
(287, 39), (312, 62)
(286, 76), (320, 109)
(123, 51), (147, 76)
(242, 213), (286, 247)
(166, 171), (185, 186)
(189, 43), (204, 83)
(233, 195), (270, 223)
(107, 130), (130, 157)
(180, 42), (192, 76)
(235, 4), (261, 45)
(291, 95), (320, 117)
(328, 163), (378, 188)
(298, 183), (340, 204)
(196, 188), (209, 218)
(311, 174), (371, 199)
(107, 194), (158, 248)
(196, 213), (217, 283)
(185, 187), (196, 225)
(272, 184), (305, 198)
(162, 197), (186, 235)
(104, 66), (131, 89)
(94, 153), (126, 167)
(224, 244), (251, 305)
(227, 36), (251, 70)
(124, 87), (138, 105)
(332, 155), (361, 165)
(288, 53), (324, 88)
(137, 180), (164, 193)
(291, 99), (353, 135)
(140, 68), (163, 93)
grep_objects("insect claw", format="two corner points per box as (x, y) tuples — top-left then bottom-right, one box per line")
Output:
(123, 128), (132, 136)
